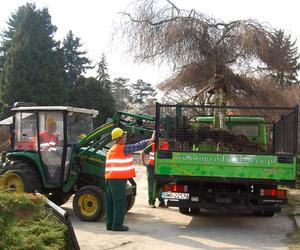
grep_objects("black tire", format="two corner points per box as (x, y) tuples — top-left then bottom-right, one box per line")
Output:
(48, 192), (72, 206)
(253, 211), (274, 217)
(2, 160), (43, 193)
(126, 194), (136, 212)
(263, 211), (274, 217)
(73, 186), (104, 222)
(179, 207), (190, 214)
(190, 207), (200, 214)
(253, 211), (263, 216)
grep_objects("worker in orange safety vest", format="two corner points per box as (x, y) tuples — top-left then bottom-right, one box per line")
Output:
(105, 127), (155, 231)
(39, 117), (58, 151)
(140, 139), (169, 208)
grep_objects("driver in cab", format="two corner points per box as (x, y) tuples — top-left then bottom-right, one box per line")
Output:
(40, 117), (58, 151)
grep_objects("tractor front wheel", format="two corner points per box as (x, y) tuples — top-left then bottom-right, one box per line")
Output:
(126, 194), (136, 212)
(73, 186), (104, 222)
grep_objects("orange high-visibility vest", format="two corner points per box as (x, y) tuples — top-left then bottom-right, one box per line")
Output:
(105, 144), (136, 179)
(149, 143), (155, 166)
(149, 141), (169, 167)
(39, 131), (57, 143)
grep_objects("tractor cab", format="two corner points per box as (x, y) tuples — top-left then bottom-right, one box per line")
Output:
(11, 105), (98, 186)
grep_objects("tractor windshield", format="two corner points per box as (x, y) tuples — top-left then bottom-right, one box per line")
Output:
(38, 112), (64, 184)
(67, 113), (93, 144)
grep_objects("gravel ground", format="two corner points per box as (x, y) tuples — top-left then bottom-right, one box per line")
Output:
(62, 165), (294, 250)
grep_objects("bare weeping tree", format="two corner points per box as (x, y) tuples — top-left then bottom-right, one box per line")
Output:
(119, 0), (298, 107)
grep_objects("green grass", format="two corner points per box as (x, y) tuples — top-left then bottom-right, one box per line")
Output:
(0, 190), (70, 250)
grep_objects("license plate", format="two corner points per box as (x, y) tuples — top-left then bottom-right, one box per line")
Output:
(162, 192), (189, 200)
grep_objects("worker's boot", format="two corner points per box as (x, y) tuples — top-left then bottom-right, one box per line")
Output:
(112, 224), (129, 231)
(158, 202), (166, 208)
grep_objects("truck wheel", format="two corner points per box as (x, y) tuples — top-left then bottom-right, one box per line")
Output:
(73, 186), (104, 222)
(263, 211), (274, 217)
(190, 208), (200, 214)
(48, 192), (72, 206)
(126, 194), (136, 212)
(179, 207), (190, 214)
(1, 161), (42, 193)
(253, 211), (263, 216)
(253, 211), (274, 217)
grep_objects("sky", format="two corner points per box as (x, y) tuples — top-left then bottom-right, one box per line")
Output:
(1, 0), (300, 87)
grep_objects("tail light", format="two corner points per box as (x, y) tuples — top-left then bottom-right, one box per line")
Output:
(260, 189), (287, 198)
(163, 184), (188, 192)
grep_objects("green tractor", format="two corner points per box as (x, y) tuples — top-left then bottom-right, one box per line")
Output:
(0, 102), (154, 221)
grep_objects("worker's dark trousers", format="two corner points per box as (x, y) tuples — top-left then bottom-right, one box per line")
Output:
(105, 179), (127, 228)
(147, 165), (164, 205)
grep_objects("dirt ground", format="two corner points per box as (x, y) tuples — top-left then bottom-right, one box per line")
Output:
(62, 166), (294, 250)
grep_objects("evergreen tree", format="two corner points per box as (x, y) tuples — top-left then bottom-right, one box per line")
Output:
(130, 79), (156, 104)
(63, 30), (92, 89)
(0, 3), (67, 116)
(71, 76), (116, 126)
(265, 29), (300, 85)
(96, 54), (110, 89)
(111, 77), (132, 111)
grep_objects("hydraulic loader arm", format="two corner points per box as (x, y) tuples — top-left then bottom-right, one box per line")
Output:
(75, 111), (155, 152)
(70, 111), (155, 169)
(63, 111), (155, 192)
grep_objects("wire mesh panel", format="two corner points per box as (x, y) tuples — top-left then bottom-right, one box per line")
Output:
(156, 103), (298, 155)
(43, 198), (80, 250)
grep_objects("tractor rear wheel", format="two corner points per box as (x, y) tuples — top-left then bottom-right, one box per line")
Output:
(1, 161), (42, 193)
(73, 186), (104, 222)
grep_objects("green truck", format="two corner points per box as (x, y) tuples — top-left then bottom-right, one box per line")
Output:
(155, 103), (298, 216)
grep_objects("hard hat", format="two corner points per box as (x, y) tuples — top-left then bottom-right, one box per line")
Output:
(77, 133), (86, 140)
(111, 128), (126, 140)
(47, 117), (56, 126)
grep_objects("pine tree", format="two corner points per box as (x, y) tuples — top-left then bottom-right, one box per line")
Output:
(96, 54), (111, 89)
(63, 30), (92, 89)
(111, 77), (132, 111)
(71, 76), (116, 126)
(266, 30), (300, 85)
(0, 3), (67, 116)
(130, 79), (156, 104)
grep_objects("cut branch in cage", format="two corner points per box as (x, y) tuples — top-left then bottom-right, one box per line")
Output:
(158, 104), (297, 155)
